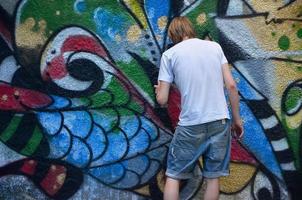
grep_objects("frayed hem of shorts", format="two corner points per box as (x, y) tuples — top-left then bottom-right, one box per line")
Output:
(165, 170), (202, 180)
(202, 171), (229, 179)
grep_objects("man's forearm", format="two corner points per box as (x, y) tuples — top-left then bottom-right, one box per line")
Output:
(155, 81), (171, 107)
(228, 87), (240, 122)
(156, 93), (168, 107)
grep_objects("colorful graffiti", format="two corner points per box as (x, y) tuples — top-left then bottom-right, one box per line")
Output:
(0, 0), (301, 199)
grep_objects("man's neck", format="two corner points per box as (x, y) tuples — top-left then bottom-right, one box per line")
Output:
(182, 36), (190, 41)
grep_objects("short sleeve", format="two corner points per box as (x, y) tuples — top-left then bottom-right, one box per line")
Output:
(219, 45), (228, 65)
(158, 53), (173, 83)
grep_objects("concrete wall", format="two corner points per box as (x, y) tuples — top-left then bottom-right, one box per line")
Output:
(0, 0), (301, 199)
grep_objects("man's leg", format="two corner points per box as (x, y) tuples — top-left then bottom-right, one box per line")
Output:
(204, 178), (219, 200)
(164, 177), (180, 200)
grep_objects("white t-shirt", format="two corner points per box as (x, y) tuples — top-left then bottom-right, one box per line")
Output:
(158, 38), (230, 126)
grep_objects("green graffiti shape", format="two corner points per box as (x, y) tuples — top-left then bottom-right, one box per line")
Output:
(278, 35), (290, 50)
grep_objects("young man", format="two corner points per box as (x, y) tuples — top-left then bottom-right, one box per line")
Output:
(155, 17), (243, 200)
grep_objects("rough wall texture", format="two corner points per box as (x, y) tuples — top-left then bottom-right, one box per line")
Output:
(0, 0), (301, 199)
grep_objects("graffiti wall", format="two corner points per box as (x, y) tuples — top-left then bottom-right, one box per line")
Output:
(0, 0), (301, 199)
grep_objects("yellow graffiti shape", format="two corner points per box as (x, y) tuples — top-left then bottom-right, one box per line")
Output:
(244, 19), (302, 51)
(127, 25), (142, 42)
(122, 0), (148, 29)
(220, 162), (257, 193)
(134, 185), (151, 196)
(16, 17), (47, 48)
(249, 0), (302, 22)
(196, 13), (207, 26)
(158, 16), (168, 31)
(242, 4), (302, 120)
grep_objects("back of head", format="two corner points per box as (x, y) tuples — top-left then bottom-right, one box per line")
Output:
(168, 16), (196, 44)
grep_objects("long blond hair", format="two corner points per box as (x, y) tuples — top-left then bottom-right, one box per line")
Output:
(168, 16), (196, 44)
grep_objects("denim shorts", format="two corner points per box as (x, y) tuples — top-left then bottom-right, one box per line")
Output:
(166, 119), (231, 179)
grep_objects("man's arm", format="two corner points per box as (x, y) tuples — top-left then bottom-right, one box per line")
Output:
(222, 63), (243, 138)
(154, 81), (171, 107)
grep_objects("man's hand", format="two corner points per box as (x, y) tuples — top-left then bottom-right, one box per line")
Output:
(231, 119), (244, 140)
